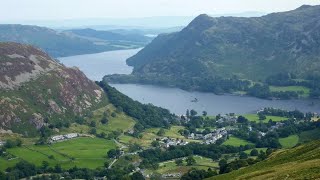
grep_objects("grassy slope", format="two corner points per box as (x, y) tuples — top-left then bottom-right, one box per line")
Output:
(279, 135), (299, 148)
(209, 140), (320, 180)
(1, 137), (116, 171)
(223, 137), (254, 147)
(244, 114), (287, 123)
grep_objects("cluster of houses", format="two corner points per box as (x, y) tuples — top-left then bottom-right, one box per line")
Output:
(216, 114), (238, 124)
(50, 133), (79, 143)
(257, 122), (285, 137)
(188, 128), (228, 144)
(160, 137), (189, 148)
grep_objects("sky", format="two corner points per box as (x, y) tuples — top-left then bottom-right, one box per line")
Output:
(1, 0), (319, 22)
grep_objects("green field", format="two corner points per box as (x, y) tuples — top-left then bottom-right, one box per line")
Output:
(62, 105), (136, 135)
(279, 135), (299, 148)
(270, 86), (310, 97)
(1, 137), (116, 170)
(244, 114), (287, 123)
(222, 137), (254, 147)
(146, 155), (218, 175)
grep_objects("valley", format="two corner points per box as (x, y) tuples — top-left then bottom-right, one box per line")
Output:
(1, 2), (320, 180)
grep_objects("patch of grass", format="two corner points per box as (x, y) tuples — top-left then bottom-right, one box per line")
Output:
(244, 114), (287, 123)
(244, 148), (267, 155)
(222, 137), (254, 147)
(279, 135), (299, 148)
(270, 86), (310, 97)
(5, 137), (116, 169)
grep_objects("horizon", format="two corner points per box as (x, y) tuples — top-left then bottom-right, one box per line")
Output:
(1, 0), (319, 23)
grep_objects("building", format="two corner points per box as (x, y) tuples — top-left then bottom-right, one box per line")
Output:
(0, 141), (4, 146)
(51, 135), (65, 141)
(64, 133), (78, 139)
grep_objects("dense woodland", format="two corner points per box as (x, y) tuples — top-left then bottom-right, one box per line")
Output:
(98, 81), (175, 128)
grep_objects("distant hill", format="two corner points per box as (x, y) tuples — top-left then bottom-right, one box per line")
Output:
(210, 140), (320, 179)
(0, 24), (148, 57)
(64, 28), (152, 45)
(105, 5), (320, 96)
(0, 42), (108, 136)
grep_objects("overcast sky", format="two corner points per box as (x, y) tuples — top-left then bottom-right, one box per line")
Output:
(1, 0), (319, 21)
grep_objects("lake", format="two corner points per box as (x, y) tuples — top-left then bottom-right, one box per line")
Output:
(59, 49), (320, 115)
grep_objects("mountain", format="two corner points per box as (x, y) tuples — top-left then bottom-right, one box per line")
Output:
(64, 28), (152, 44)
(0, 42), (108, 136)
(210, 140), (320, 179)
(0, 24), (147, 58)
(105, 5), (320, 95)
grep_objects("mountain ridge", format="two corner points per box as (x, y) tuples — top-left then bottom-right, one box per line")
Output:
(105, 5), (320, 97)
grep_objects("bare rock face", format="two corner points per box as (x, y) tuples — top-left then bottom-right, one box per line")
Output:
(0, 42), (107, 136)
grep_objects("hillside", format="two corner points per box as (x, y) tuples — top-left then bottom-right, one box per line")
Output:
(0, 42), (108, 136)
(209, 140), (320, 179)
(0, 25), (147, 57)
(65, 28), (152, 44)
(105, 5), (320, 96)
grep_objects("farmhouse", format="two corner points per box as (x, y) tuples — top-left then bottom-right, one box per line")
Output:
(162, 138), (189, 148)
(50, 133), (79, 142)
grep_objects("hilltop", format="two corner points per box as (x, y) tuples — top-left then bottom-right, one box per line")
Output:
(105, 5), (320, 98)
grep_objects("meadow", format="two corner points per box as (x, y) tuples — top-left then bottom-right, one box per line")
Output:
(279, 135), (299, 148)
(222, 137), (254, 147)
(270, 86), (310, 97)
(1, 137), (116, 171)
(243, 114), (287, 123)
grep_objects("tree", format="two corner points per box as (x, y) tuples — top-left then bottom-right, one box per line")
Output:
(219, 159), (227, 168)
(42, 161), (49, 170)
(175, 158), (184, 166)
(190, 109), (198, 117)
(90, 121), (96, 127)
(101, 117), (108, 124)
(239, 152), (248, 159)
(151, 141), (160, 147)
(202, 111), (207, 117)
(107, 149), (121, 158)
(104, 162), (109, 168)
(186, 109), (190, 118)
(186, 156), (196, 166)
(89, 128), (97, 135)
(250, 149), (259, 156)
(258, 113), (266, 120)
(237, 116), (248, 123)
(130, 172), (145, 180)
(54, 164), (62, 173)
(157, 129), (165, 136)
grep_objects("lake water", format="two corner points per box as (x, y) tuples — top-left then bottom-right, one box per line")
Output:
(59, 49), (320, 115)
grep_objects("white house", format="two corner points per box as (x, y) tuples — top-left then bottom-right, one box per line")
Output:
(51, 135), (65, 141)
(64, 133), (78, 139)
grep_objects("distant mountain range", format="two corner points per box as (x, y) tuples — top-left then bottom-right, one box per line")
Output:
(0, 24), (152, 57)
(105, 5), (320, 97)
